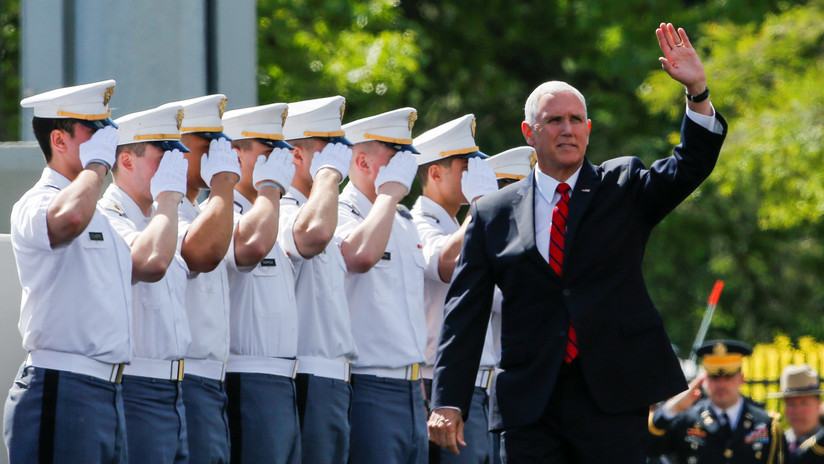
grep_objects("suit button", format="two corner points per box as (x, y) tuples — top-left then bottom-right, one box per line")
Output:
(559, 330), (566, 337)
(562, 289), (571, 296)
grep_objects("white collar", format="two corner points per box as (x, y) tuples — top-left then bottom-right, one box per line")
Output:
(711, 396), (744, 429)
(534, 165), (583, 205)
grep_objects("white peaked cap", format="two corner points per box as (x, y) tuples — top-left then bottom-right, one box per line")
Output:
(413, 114), (486, 165)
(486, 146), (535, 180)
(21, 79), (117, 128)
(115, 104), (189, 152)
(341, 107), (420, 154)
(159, 94), (228, 139)
(282, 96), (351, 145)
(223, 103), (294, 149)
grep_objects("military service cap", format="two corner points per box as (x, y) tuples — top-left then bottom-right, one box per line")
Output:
(413, 114), (486, 166)
(160, 94), (230, 140)
(342, 107), (420, 154)
(223, 103), (294, 150)
(21, 79), (118, 129)
(115, 104), (190, 153)
(696, 340), (752, 376)
(486, 146), (535, 180)
(282, 96), (352, 146)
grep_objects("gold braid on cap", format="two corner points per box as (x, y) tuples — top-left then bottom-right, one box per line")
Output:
(471, 118), (477, 138)
(281, 108), (288, 127)
(176, 110), (184, 131)
(529, 150), (538, 169)
(340, 101), (346, 120)
(103, 86), (115, 106)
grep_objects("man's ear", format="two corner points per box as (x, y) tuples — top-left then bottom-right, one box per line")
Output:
(521, 121), (534, 146)
(117, 150), (134, 172)
(50, 129), (70, 156)
(428, 163), (441, 183)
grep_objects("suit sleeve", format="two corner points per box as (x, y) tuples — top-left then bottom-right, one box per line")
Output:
(431, 201), (495, 417)
(639, 111), (728, 226)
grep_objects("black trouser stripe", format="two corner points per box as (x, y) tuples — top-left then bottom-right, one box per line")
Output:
(294, 373), (310, 428)
(39, 369), (59, 464)
(225, 373), (242, 463)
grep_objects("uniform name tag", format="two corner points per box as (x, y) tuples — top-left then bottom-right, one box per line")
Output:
(381, 252), (391, 261)
(88, 232), (104, 241)
(261, 258), (277, 267)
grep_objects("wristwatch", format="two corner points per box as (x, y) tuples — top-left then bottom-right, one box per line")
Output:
(686, 86), (710, 103)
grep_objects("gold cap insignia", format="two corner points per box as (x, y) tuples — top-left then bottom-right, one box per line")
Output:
(103, 86), (115, 106)
(219, 97), (228, 118)
(176, 110), (184, 130)
(408, 111), (418, 131)
(281, 108), (288, 127)
(471, 118), (477, 138)
(529, 150), (537, 169)
(340, 101), (346, 120)
(713, 342), (728, 356)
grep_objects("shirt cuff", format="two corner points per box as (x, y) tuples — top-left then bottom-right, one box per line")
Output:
(685, 103), (724, 134)
(433, 406), (463, 414)
(660, 404), (677, 420)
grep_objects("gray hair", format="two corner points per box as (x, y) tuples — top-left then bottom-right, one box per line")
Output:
(524, 81), (587, 125)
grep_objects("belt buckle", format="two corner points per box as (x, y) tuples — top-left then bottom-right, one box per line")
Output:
(110, 364), (125, 384)
(406, 363), (420, 381)
(171, 359), (185, 381)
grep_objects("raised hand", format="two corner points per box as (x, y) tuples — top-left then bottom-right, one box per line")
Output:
(655, 23), (707, 95)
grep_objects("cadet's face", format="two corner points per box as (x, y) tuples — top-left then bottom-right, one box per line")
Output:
(785, 395), (821, 436)
(294, 138), (328, 183)
(442, 158), (468, 204)
(66, 124), (96, 174)
(705, 372), (744, 409)
(133, 144), (166, 200)
(366, 143), (397, 183)
(238, 140), (273, 185)
(525, 92), (590, 180)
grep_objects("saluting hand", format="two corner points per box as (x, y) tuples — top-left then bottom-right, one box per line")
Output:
(664, 372), (706, 415)
(428, 408), (467, 456)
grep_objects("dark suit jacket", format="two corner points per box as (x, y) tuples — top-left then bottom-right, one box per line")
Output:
(431, 113), (727, 431)
(648, 397), (784, 464)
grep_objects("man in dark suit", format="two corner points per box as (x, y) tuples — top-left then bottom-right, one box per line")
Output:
(648, 341), (785, 463)
(427, 23), (727, 463)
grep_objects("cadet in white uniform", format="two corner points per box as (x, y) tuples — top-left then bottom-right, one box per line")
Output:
(222, 103), (299, 464)
(99, 105), (191, 464)
(278, 96), (357, 464)
(162, 95), (238, 464)
(4, 80), (132, 464)
(336, 108), (428, 464)
(411, 114), (499, 464)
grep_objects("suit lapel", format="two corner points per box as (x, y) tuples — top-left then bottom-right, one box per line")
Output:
(512, 173), (552, 272)
(564, 159), (600, 257)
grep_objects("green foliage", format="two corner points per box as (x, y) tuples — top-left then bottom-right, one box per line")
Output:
(257, 0), (421, 120)
(1, 0), (20, 140)
(641, 0), (824, 349)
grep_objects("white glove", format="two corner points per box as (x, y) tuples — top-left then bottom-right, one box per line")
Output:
(374, 150), (417, 195)
(79, 126), (118, 170)
(253, 147), (296, 193)
(309, 142), (352, 181)
(150, 149), (189, 200)
(461, 157), (498, 203)
(200, 138), (241, 187)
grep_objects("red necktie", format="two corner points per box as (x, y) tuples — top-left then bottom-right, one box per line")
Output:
(549, 183), (578, 362)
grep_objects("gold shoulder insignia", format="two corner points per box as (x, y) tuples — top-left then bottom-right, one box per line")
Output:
(105, 202), (126, 217)
(103, 86), (115, 106)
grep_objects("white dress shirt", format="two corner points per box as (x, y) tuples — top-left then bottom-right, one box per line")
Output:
(100, 184), (191, 361)
(279, 188), (357, 362)
(11, 168), (133, 364)
(336, 183), (426, 369)
(411, 195), (497, 378)
(225, 190), (298, 359)
(179, 199), (230, 365)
